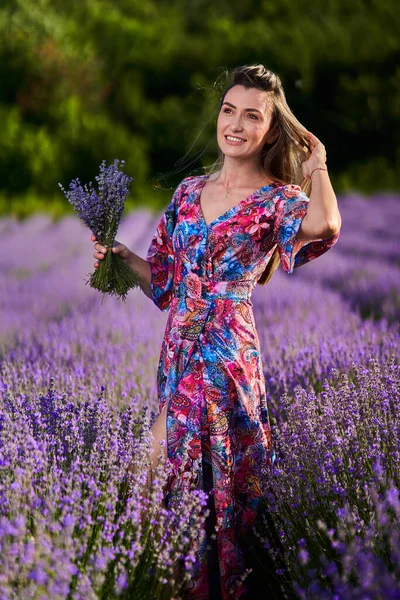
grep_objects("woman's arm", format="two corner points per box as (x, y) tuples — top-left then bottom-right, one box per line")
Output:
(124, 250), (152, 298)
(297, 131), (342, 242)
(297, 169), (342, 242)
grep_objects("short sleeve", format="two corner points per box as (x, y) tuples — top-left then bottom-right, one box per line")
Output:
(273, 184), (340, 274)
(146, 180), (184, 311)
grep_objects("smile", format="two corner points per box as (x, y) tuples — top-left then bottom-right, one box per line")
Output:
(225, 135), (246, 143)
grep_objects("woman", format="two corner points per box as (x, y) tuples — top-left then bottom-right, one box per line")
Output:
(92, 65), (341, 599)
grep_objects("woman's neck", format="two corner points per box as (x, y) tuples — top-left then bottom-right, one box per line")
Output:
(215, 156), (271, 188)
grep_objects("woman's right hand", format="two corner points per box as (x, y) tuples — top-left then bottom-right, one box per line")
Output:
(91, 234), (131, 268)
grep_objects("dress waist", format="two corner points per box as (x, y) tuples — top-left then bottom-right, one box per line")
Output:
(173, 273), (254, 302)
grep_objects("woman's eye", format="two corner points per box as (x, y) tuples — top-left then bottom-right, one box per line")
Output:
(221, 108), (259, 119)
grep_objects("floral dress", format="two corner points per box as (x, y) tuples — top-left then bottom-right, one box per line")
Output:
(146, 174), (340, 599)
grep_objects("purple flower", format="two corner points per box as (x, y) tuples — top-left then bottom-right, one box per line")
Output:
(298, 549), (309, 565)
(58, 159), (133, 246)
(29, 565), (48, 585)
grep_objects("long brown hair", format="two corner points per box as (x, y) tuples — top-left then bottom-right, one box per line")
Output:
(206, 64), (313, 285)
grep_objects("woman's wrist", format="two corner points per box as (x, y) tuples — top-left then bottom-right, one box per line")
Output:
(126, 250), (143, 273)
(310, 165), (328, 179)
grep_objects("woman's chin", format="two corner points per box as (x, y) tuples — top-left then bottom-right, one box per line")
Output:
(219, 145), (249, 159)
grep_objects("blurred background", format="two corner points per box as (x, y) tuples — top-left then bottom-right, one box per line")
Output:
(0, 0), (399, 218)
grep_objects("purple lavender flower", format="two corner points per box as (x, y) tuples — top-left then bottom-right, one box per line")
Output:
(58, 159), (133, 246)
(58, 159), (140, 301)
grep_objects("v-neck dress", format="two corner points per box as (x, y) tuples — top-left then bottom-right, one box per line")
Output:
(146, 174), (340, 599)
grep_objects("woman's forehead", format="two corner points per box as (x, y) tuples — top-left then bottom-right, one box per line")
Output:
(223, 85), (270, 112)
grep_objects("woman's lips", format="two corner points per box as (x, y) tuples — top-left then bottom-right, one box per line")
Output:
(224, 135), (247, 145)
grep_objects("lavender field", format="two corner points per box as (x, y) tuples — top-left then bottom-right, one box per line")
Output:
(1, 192), (399, 599)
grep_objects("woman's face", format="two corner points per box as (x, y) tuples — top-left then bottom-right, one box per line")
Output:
(217, 85), (273, 160)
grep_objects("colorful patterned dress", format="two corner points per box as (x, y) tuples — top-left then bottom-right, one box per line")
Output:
(146, 174), (340, 599)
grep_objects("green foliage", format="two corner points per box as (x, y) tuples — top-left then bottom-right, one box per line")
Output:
(0, 0), (399, 215)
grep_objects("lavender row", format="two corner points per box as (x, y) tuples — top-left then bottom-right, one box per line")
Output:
(297, 193), (400, 322)
(262, 357), (400, 598)
(0, 211), (158, 352)
(0, 378), (208, 599)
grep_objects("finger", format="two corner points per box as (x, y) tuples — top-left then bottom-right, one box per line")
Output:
(306, 132), (318, 145)
(94, 246), (106, 257)
(307, 131), (323, 146)
(94, 261), (99, 268)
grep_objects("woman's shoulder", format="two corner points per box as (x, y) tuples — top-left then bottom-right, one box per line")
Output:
(179, 174), (209, 188)
(168, 175), (208, 210)
(169, 174), (206, 198)
(270, 182), (309, 201)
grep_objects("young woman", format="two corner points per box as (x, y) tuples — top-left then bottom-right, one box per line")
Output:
(91, 65), (341, 599)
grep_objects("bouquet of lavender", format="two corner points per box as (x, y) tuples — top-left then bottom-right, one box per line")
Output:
(59, 159), (141, 302)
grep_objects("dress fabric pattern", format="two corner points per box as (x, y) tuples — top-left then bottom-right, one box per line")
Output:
(146, 175), (340, 599)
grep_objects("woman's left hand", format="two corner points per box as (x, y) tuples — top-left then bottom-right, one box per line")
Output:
(302, 131), (327, 180)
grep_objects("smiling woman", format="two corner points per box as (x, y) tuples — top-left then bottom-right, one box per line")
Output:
(205, 67), (341, 286)
(94, 64), (342, 600)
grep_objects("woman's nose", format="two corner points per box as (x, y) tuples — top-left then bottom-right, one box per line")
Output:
(232, 122), (243, 132)
(231, 114), (244, 131)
